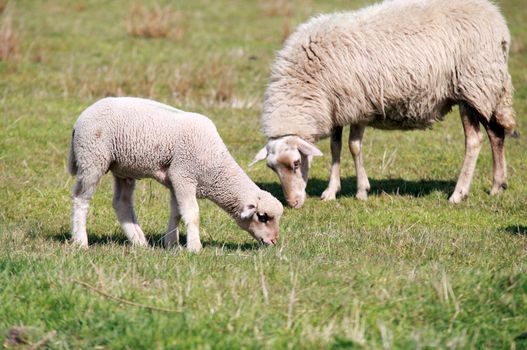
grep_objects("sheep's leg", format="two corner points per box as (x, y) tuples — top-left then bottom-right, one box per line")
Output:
(321, 126), (343, 201)
(449, 105), (483, 204)
(482, 120), (507, 195)
(112, 176), (147, 246)
(71, 171), (104, 247)
(349, 125), (370, 200)
(172, 183), (201, 253)
(163, 190), (181, 248)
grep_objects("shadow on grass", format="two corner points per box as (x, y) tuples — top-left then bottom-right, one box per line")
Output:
(46, 230), (261, 251)
(257, 176), (455, 202)
(503, 225), (527, 236)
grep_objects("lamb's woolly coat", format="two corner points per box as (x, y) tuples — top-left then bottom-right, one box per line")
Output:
(69, 97), (280, 220)
(262, 0), (515, 141)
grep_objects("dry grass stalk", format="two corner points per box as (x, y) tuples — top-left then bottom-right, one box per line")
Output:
(126, 3), (183, 40)
(0, 8), (19, 61)
(258, 0), (293, 18)
(282, 21), (292, 42)
(171, 59), (236, 106)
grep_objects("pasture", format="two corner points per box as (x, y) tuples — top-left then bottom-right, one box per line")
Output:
(1, 0), (526, 348)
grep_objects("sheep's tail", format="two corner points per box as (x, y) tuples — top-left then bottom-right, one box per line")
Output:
(494, 73), (518, 137)
(68, 129), (78, 176)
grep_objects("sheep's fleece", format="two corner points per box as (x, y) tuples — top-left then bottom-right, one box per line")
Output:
(69, 97), (283, 252)
(256, 0), (515, 206)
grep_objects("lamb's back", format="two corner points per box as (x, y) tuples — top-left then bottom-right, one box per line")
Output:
(74, 97), (219, 179)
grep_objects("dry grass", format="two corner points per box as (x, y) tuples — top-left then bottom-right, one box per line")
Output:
(126, 3), (184, 40)
(258, 0), (294, 18)
(170, 59), (236, 106)
(0, 7), (19, 61)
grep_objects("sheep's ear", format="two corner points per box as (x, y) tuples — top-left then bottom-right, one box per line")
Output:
(240, 204), (257, 220)
(296, 138), (323, 157)
(249, 147), (268, 167)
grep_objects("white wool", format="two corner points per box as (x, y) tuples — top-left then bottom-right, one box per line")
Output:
(69, 97), (283, 250)
(262, 0), (515, 141)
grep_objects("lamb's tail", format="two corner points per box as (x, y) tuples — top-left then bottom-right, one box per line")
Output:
(68, 129), (78, 176)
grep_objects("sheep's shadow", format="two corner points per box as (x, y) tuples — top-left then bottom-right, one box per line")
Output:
(47, 230), (260, 251)
(256, 176), (455, 202)
(503, 225), (527, 236)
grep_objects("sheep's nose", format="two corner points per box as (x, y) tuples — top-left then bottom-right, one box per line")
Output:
(270, 238), (277, 245)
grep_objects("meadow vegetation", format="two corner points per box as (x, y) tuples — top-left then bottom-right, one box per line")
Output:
(0, 0), (526, 348)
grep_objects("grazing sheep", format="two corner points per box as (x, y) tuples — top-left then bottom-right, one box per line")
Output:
(69, 97), (283, 252)
(251, 0), (516, 208)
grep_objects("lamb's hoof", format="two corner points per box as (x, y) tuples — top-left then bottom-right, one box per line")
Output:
(71, 238), (88, 248)
(490, 183), (507, 196)
(356, 191), (368, 201)
(321, 188), (338, 201)
(186, 241), (202, 253)
(448, 192), (467, 204)
(131, 238), (148, 247)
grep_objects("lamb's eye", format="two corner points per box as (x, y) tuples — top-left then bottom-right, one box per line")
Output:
(257, 213), (269, 223)
(292, 160), (301, 171)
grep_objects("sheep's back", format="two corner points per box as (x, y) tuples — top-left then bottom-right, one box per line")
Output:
(264, 0), (511, 137)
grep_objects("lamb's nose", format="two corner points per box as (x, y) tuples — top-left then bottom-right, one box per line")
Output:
(270, 238), (277, 245)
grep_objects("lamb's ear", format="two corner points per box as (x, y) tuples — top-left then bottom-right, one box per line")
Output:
(296, 138), (323, 157)
(249, 146), (268, 167)
(240, 204), (257, 220)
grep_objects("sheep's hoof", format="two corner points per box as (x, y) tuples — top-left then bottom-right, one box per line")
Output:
(448, 192), (467, 204)
(186, 241), (202, 253)
(321, 188), (338, 201)
(355, 191), (368, 201)
(490, 183), (507, 196)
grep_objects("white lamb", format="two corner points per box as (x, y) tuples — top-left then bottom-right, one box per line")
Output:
(251, 0), (516, 208)
(68, 97), (283, 252)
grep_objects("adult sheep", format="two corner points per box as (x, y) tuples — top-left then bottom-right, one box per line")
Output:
(251, 0), (516, 208)
(69, 97), (283, 252)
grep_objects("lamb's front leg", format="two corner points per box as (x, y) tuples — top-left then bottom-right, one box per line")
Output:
(172, 183), (202, 253)
(349, 125), (370, 200)
(163, 190), (181, 248)
(321, 126), (343, 201)
(449, 104), (483, 204)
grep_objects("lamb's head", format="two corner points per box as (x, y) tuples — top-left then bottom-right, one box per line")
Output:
(251, 136), (322, 208)
(237, 191), (284, 245)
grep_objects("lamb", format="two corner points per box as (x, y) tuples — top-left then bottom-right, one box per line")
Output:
(68, 97), (283, 252)
(251, 0), (516, 208)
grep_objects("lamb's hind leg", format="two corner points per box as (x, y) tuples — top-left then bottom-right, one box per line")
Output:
(321, 126), (343, 201)
(163, 189), (181, 248)
(349, 125), (370, 200)
(482, 119), (507, 195)
(71, 170), (105, 247)
(449, 104), (483, 204)
(112, 176), (147, 246)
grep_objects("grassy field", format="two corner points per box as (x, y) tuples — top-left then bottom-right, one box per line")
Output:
(1, 0), (526, 348)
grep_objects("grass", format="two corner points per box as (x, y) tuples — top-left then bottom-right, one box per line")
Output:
(1, 0), (526, 348)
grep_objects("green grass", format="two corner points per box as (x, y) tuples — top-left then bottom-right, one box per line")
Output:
(1, 0), (526, 348)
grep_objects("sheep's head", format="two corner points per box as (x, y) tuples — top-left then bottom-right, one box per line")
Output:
(250, 136), (322, 208)
(237, 191), (283, 245)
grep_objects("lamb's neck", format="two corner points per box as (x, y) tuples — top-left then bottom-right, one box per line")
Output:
(199, 154), (258, 219)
